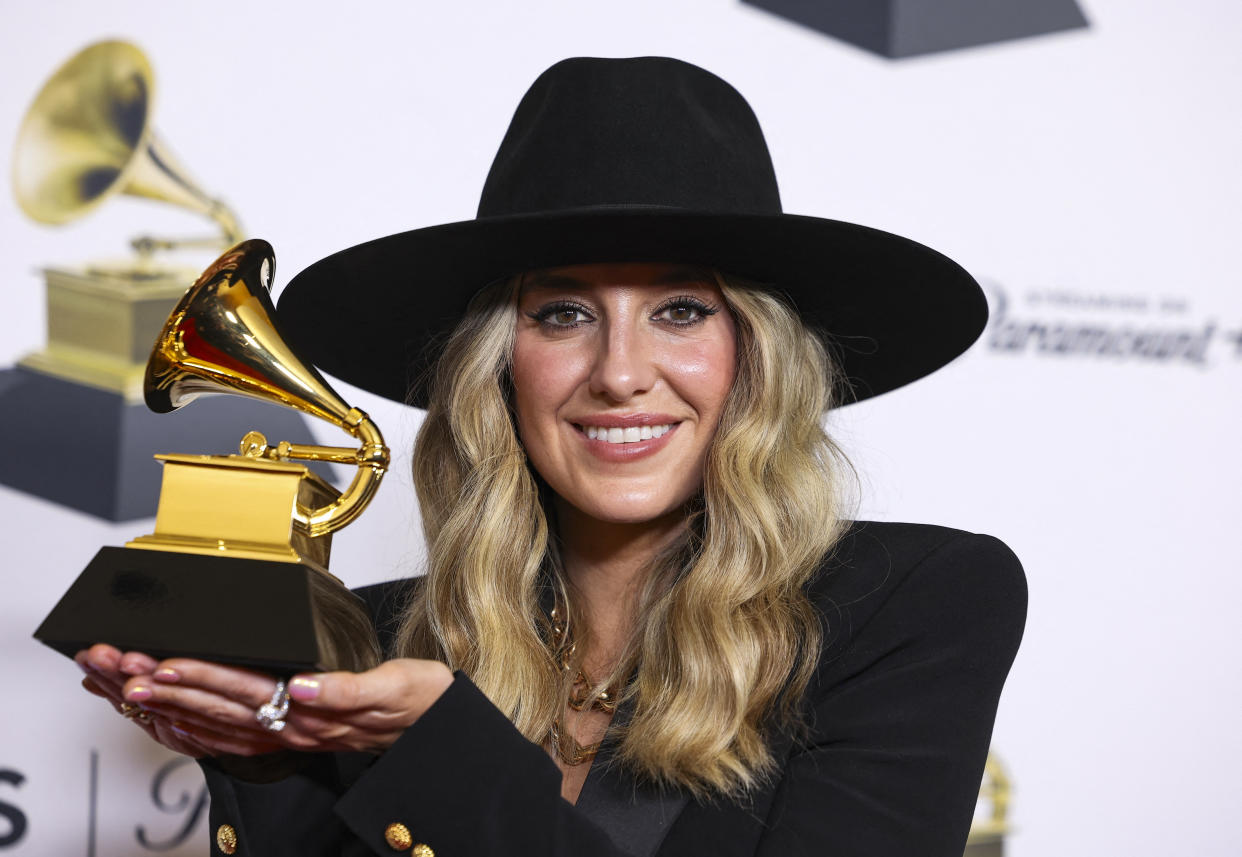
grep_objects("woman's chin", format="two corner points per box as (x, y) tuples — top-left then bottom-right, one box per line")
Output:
(559, 494), (691, 529)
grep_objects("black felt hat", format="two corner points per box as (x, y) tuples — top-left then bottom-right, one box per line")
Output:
(278, 56), (986, 408)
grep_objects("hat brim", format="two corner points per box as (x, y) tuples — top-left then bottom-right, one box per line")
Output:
(276, 208), (987, 408)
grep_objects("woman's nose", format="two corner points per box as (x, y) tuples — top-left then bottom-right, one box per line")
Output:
(588, 322), (657, 402)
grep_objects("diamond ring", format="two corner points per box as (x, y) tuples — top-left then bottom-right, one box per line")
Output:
(255, 680), (291, 732)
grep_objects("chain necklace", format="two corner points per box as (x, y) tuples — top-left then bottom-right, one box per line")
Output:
(547, 603), (621, 766)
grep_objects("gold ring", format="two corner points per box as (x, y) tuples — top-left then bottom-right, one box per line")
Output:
(135, 710), (154, 724)
(119, 702), (141, 719)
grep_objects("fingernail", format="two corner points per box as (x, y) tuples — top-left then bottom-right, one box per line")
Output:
(126, 685), (153, 702)
(289, 676), (321, 700)
(153, 668), (180, 682)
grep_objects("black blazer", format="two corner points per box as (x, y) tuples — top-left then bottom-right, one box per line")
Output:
(200, 521), (1027, 857)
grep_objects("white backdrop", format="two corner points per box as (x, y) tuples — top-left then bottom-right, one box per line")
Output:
(1, 2), (1239, 855)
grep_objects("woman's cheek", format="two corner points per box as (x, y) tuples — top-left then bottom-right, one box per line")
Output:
(666, 339), (736, 414)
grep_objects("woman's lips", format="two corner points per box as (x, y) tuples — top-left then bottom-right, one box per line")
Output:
(571, 420), (681, 460)
(583, 423), (673, 443)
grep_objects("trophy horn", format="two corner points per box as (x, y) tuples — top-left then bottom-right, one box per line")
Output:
(11, 39), (241, 247)
(145, 239), (389, 537)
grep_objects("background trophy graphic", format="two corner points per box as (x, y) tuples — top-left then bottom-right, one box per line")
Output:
(965, 752), (1012, 857)
(0, 39), (313, 520)
(35, 239), (385, 673)
(741, 0), (1088, 58)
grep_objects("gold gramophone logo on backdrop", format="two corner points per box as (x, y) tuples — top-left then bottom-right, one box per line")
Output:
(1, 39), (314, 520)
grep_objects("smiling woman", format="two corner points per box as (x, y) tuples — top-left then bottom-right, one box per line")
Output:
(513, 263), (738, 525)
(76, 56), (1025, 857)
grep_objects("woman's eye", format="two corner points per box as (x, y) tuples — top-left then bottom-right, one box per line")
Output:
(531, 303), (592, 328)
(653, 298), (717, 326)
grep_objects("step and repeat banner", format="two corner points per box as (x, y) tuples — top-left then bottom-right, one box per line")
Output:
(1, 2), (1238, 855)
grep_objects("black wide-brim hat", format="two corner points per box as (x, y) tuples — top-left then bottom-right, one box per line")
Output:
(278, 56), (986, 408)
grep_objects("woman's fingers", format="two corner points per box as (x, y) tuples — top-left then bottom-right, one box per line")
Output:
(118, 651), (159, 676)
(288, 659), (453, 720)
(147, 659), (280, 708)
(79, 646), (158, 691)
(167, 718), (286, 757)
(117, 658), (315, 749)
(82, 643), (122, 670)
(151, 718), (212, 758)
(257, 659), (455, 751)
(74, 648), (281, 759)
(81, 675), (122, 704)
(83, 652), (453, 756)
(81, 644), (128, 683)
(123, 678), (271, 729)
(125, 661), (337, 747)
(283, 705), (407, 736)
(79, 675), (205, 756)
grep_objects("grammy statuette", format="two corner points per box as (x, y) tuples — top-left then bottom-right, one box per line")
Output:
(35, 239), (386, 673)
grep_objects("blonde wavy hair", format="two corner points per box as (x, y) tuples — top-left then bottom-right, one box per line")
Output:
(395, 272), (851, 797)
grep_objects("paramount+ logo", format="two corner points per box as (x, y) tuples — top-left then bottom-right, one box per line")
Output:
(982, 283), (1242, 367)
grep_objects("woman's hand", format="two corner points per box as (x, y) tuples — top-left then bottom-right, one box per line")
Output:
(76, 644), (215, 759)
(77, 645), (455, 757)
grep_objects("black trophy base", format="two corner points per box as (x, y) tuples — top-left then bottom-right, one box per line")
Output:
(35, 546), (329, 673)
(741, 0), (1088, 58)
(0, 366), (322, 521)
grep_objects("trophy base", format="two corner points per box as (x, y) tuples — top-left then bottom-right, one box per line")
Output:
(0, 366), (323, 521)
(35, 546), (336, 673)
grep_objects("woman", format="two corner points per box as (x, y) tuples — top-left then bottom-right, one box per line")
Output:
(77, 57), (1026, 856)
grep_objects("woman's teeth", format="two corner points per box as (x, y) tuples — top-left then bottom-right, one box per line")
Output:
(583, 424), (672, 443)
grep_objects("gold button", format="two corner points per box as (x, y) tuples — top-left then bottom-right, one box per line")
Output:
(384, 823), (413, 851)
(215, 824), (237, 855)
(412, 845), (435, 857)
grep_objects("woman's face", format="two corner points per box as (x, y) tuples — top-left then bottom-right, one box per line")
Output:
(512, 262), (737, 525)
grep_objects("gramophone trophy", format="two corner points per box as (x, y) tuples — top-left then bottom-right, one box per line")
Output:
(35, 239), (386, 672)
(1, 39), (311, 520)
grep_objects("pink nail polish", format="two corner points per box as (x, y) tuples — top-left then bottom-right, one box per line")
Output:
(289, 676), (321, 701)
(153, 668), (180, 682)
(126, 685), (153, 702)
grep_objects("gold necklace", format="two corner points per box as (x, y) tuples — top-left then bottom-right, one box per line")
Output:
(548, 717), (602, 766)
(547, 603), (621, 765)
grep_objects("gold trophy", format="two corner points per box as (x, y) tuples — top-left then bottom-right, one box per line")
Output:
(35, 240), (385, 672)
(2, 39), (310, 520)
